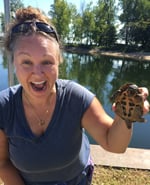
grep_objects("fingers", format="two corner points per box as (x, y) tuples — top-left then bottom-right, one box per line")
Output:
(111, 91), (150, 115)
(139, 87), (149, 100)
(112, 103), (116, 112)
(139, 87), (149, 114)
(143, 100), (150, 114)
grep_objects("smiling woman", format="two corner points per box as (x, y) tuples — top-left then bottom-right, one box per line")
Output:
(0, 6), (149, 185)
(13, 35), (59, 98)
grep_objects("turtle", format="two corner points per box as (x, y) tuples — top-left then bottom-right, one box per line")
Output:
(110, 83), (145, 129)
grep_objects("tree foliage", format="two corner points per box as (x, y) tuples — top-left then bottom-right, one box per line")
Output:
(119, 0), (150, 49)
(49, 0), (117, 47)
(10, 0), (24, 16)
(49, 0), (75, 41)
(0, 13), (5, 32)
(93, 0), (117, 46)
(0, 0), (150, 51)
(0, 0), (24, 32)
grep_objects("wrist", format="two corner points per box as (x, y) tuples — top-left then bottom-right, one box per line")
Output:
(115, 114), (133, 129)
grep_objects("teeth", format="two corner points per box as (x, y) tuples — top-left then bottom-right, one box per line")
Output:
(32, 81), (45, 85)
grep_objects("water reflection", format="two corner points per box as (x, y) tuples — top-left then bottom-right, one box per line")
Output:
(0, 50), (150, 149)
(60, 53), (114, 105)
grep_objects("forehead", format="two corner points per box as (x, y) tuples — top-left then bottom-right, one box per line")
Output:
(14, 34), (59, 55)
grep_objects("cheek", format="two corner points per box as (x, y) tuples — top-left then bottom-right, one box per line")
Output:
(47, 67), (59, 80)
(45, 64), (59, 75)
(14, 65), (28, 83)
(15, 69), (24, 83)
(54, 65), (59, 77)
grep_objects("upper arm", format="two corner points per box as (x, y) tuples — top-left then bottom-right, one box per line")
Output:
(81, 97), (114, 149)
(0, 130), (9, 166)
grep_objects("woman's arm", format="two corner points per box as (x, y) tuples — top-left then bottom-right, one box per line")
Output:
(0, 130), (25, 185)
(82, 91), (149, 153)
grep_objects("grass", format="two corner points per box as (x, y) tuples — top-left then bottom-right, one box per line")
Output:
(92, 165), (150, 185)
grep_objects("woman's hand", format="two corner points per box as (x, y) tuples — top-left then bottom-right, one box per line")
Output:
(112, 86), (149, 128)
(112, 87), (149, 113)
(139, 87), (149, 114)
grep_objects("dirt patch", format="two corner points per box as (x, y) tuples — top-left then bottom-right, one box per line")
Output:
(99, 51), (150, 61)
(65, 47), (150, 61)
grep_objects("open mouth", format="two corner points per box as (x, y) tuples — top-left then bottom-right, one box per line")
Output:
(31, 81), (47, 91)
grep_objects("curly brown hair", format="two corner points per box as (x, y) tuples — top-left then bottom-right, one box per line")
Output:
(15, 6), (50, 24)
(4, 6), (61, 56)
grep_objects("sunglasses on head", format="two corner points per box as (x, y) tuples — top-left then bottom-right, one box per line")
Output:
(11, 21), (59, 42)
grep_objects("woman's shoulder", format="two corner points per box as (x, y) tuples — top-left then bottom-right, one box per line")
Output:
(0, 84), (22, 127)
(0, 84), (22, 103)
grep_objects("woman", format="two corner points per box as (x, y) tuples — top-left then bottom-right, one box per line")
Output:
(0, 6), (149, 185)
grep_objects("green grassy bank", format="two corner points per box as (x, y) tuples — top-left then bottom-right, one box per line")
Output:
(92, 165), (150, 185)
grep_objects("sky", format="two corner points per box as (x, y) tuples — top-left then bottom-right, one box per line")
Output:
(0, 0), (97, 14)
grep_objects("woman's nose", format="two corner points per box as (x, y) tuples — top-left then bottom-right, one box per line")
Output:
(32, 65), (43, 75)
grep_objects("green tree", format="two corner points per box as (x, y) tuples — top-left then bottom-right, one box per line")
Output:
(1, 0), (24, 32)
(10, 0), (24, 19)
(49, 0), (74, 41)
(71, 13), (83, 44)
(65, 3), (78, 43)
(119, 0), (150, 50)
(71, 2), (94, 45)
(130, 0), (150, 49)
(71, 0), (116, 46)
(0, 13), (5, 32)
(82, 2), (95, 45)
(93, 0), (117, 46)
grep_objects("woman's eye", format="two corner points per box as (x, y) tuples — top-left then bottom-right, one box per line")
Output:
(22, 60), (32, 65)
(42, 61), (53, 65)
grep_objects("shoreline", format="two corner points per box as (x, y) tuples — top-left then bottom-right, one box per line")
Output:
(1, 41), (150, 61)
(65, 47), (150, 61)
(98, 51), (150, 61)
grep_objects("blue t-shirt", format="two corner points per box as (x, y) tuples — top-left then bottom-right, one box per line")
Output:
(0, 79), (95, 184)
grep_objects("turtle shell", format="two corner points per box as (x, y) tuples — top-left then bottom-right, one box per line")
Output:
(111, 83), (145, 128)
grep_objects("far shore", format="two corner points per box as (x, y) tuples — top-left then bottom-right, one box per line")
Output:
(1, 41), (150, 61)
(65, 47), (150, 61)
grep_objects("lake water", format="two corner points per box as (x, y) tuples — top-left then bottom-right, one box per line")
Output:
(0, 48), (150, 149)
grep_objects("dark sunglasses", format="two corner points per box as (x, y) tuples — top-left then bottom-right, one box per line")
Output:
(11, 22), (59, 42)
